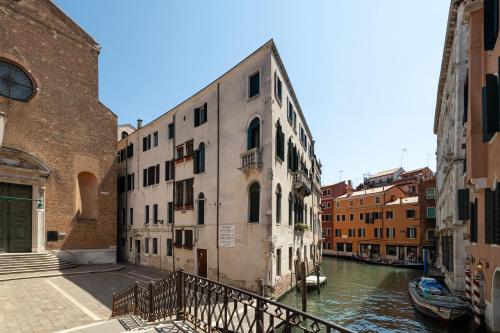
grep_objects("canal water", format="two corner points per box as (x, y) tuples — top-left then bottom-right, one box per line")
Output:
(279, 257), (477, 333)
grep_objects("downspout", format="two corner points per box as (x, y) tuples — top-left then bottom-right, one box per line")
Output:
(216, 82), (220, 281)
(172, 114), (176, 272)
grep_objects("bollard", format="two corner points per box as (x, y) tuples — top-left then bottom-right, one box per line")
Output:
(472, 275), (481, 326)
(301, 262), (307, 312)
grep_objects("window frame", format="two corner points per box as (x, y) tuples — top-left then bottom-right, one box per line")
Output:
(0, 60), (36, 102)
(248, 71), (260, 99)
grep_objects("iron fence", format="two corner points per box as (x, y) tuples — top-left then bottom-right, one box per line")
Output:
(112, 269), (355, 333)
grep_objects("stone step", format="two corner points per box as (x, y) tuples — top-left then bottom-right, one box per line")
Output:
(0, 252), (77, 274)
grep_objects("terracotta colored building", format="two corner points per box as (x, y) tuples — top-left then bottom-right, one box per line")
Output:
(331, 184), (425, 261)
(321, 181), (347, 254)
(0, 0), (117, 263)
(435, 1), (500, 330)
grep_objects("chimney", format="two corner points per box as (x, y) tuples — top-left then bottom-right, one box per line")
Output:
(346, 180), (353, 197)
(137, 119), (143, 129)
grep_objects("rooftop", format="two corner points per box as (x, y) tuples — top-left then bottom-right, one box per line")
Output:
(386, 196), (419, 205)
(337, 185), (395, 199)
(368, 167), (403, 179)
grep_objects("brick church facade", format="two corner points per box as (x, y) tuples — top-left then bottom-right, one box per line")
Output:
(0, 0), (117, 263)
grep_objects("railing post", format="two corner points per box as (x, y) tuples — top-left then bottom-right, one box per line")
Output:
(284, 309), (292, 333)
(223, 286), (229, 333)
(256, 298), (264, 333)
(133, 282), (139, 315)
(207, 287), (212, 333)
(148, 281), (154, 322)
(111, 292), (116, 317)
(176, 269), (184, 320)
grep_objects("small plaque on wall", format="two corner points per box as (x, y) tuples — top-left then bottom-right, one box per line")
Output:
(219, 225), (235, 248)
(47, 231), (58, 242)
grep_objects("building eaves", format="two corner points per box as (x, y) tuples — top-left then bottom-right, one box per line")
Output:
(433, 0), (461, 134)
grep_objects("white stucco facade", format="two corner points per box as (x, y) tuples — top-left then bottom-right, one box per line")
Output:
(116, 40), (322, 297)
(435, 3), (469, 293)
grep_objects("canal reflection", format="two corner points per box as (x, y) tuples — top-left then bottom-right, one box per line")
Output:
(279, 257), (477, 333)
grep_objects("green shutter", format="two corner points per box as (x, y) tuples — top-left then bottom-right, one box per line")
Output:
(484, 0), (499, 51)
(193, 150), (199, 174)
(457, 188), (469, 220)
(495, 182), (500, 244)
(194, 108), (200, 127)
(485, 188), (495, 244)
(482, 74), (499, 142)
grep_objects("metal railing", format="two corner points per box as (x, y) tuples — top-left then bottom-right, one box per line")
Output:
(292, 170), (312, 196)
(240, 148), (263, 170)
(112, 269), (355, 333)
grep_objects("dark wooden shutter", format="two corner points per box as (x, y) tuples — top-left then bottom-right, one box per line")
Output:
(194, 107), (200, 127)
(463, 73), (468, 124)
(457, 188), (469, 220)
(203, 103), (208, 123)
(155, 164), (160, 184)
(470, 200), (478, 242)
(484, 0), (499, 50)
(168, 202), (173, 224)
(193, 150), (199, 174)
(199, 146), (205, 172)
(495, 182), (500, 244)
(143, 137), (147, 151)
(485, 188), (495, 244)
(198, 199), (204, 225)
(143, 169), (148, 187)
(483, 74), (499, 142)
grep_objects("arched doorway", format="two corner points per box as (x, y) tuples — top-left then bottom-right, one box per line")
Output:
(492, 269), (500, 331)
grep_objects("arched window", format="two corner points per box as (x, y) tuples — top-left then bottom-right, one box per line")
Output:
(76, 172), (98, 220)
(247, 117), (260, 150)
(248, 182), (260, 223)
(288, 193), (293, 226)
(197, 193), (205, 225)
(0, 61), (35, 101)
(276, 184), (282, 224)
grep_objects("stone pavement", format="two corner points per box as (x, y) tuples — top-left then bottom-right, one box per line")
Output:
(0, 263), (171, 333)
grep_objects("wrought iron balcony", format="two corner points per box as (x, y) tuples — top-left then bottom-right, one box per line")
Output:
(240, 148), (262, 170)
(292, 170), (312, 196)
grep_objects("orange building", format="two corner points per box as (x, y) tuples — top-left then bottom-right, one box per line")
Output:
(332, 184), (425, 261)
(321, 181), (347, 254)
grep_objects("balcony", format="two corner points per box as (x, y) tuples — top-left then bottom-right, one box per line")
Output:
(240, 148), (262, 170)
(292, 170), (312, 196)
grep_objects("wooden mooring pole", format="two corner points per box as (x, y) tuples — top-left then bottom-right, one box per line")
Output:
(301, 261), (307, 312)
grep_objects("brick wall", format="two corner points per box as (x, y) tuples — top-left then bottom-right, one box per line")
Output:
(0, 0), (117, 250)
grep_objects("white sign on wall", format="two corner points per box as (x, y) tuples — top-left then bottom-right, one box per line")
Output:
(219, 225), (235, 248)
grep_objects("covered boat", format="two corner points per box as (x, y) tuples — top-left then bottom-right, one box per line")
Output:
(408, 277), (470, 321)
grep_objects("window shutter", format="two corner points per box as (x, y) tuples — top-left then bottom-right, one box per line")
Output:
(193, 150), (199, 174)
(406, 228), (410, 238)
(194, 108), (200, 127)
(203, 103), (208, 123)
(495, 182), (500, 244)
(143, 169), (147, 187)
(199, 147), (205, 172)
(171, 159), (175, 179)
(484, 0), (499, 51)
(471, 200), (477, 242)
(457, 188), (469, 220)
(463, 73), (469, 125)
(485, 188), (495, 244)
(198, 199), (204, 225)
(155, 164), (160, 184)
(482, 74), (499, 142)
(143, 137), (147, 151)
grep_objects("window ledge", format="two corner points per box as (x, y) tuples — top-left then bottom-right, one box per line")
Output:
(247, 93), (260, 102)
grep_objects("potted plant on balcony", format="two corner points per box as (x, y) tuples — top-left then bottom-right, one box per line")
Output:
(294, 223), (309, 233)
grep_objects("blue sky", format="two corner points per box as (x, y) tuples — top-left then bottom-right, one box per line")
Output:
(55, 0), (448, 186)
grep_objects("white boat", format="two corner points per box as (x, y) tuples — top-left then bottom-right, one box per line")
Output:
(408, 277), (470, 321)
(305, 275), (327, 288)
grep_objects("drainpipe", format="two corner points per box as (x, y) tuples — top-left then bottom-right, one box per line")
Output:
(172, 114), (176, 272)
(216, 82), (220, 281)
(0, 112), (5, 147)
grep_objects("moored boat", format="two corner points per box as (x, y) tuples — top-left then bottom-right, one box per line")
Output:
(408, 277), (470, 321)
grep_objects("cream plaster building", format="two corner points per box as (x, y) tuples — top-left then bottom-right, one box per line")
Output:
(434, 0), (469, 293)
(116, 40), (322, 297)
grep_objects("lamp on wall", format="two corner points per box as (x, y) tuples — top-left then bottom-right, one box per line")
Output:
(476, 258), (489, 271)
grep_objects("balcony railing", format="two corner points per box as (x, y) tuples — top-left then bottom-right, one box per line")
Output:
(112, 269), (355, 333)
(292, 170), (312, 196)
(240, 148), (262, 170)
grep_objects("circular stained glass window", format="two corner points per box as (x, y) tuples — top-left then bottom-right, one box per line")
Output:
(0, 61), (35, 102)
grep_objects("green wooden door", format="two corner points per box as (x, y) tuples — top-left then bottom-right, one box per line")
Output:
(0, 183), (32, 253)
